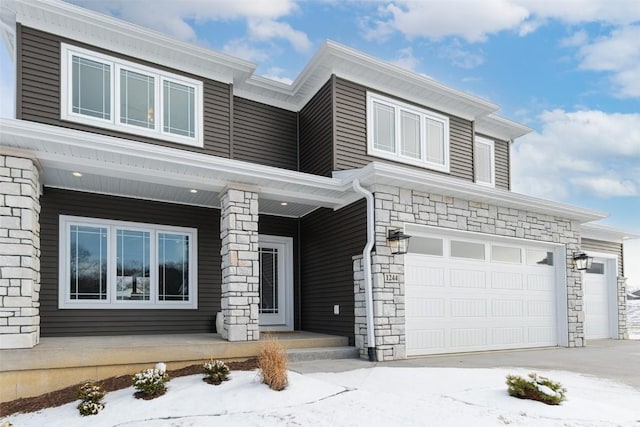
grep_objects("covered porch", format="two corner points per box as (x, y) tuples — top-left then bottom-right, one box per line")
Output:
(0, 331), (354, 402)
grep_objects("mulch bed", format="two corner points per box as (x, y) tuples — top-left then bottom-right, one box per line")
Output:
(0, 358), (258, 417)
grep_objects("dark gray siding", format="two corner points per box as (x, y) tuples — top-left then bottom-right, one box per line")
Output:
(494, 138), (510, 190)
(299, 78), (334, 176)
(333, 77), (475, 182)
(581, 238), (624, 276)
(18, 25), (231, 158)
(232, 97), (298, 170)
(39, 188), (221, 336)
(300, 200), (367, 344)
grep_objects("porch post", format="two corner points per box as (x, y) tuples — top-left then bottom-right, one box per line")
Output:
(219, 186), (260, 342)
(0, 155), (41, 349)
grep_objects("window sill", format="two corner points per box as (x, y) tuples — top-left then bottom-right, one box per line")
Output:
(368, 148), (450, 174)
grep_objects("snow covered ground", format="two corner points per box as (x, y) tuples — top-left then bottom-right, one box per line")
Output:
(6, 367), (639, 427)
(628, 299), (640, 339)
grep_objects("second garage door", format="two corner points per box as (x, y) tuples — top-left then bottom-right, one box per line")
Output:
(405, 234), (559, 356)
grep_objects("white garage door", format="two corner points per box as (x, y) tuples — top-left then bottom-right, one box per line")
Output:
(405, 235), (558, 356)
(583, 260), (609, 339)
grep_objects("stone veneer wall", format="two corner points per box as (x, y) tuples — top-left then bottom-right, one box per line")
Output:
(354, 185), (584, 361)
(616, 276), (628, 339)
(0, 155), (41, 349)
(219, 187), (260, 341)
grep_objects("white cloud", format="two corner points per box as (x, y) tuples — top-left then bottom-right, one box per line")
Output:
(247, 18), (312, 53)
(0, 42), (14, 118)
(222, 39), (269, 62)
(518, 0), (640, 26)
(512, 109), (640, 201)
(560, 30), (588, 48)
(576, 26), (640, 98)
(389, 47), (420, 71)
(439, 43), (484, 69)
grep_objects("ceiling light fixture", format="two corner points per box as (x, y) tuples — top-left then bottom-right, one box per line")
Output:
(72, 172), (82, 177)
(189, 189), (198, 194)
(280, 202), (288, 206)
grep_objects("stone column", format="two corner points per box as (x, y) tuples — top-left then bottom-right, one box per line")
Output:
(0, 155), (41, 349)
(566, 225), (585, 347)
(219, 186), (259, 342)
(617, 276), (628, 339)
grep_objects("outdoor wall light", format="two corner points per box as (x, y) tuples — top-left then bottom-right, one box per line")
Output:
(387, 229), (411, 255)
(573, 252), (593, 271)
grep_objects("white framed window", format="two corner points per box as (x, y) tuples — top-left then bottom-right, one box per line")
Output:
(61, 44), (203, 147)
(474, 135), (495, 187)
(367, 92), (450, 172)
(59, 215), (197, 309)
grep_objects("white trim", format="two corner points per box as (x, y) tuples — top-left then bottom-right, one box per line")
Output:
(582, 251), (619, 340)
(58, 215), (197, 309)
(474, 135), (495, 188)
(60, 44), (203, 147)
(258, 235), (294, 331)
(367, 92), (450, 173)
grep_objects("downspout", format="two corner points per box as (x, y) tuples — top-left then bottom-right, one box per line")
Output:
(352, 178), (377, 361)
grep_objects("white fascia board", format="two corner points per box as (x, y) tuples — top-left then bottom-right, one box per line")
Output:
(343, 162), (607, 223)
(475, 114), (533, 142)
(0, 119), (353, 206)
(15, 0), (255, 83)
(581, 223), (640, 242)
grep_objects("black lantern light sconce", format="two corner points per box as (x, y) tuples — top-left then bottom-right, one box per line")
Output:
(387, 229), (411, 255)
(572, 252), (593, 271)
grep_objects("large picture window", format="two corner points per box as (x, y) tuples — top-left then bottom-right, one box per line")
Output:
(61, 44), (203, 147)
(367, 92), (450, 172)
(59, 216), (197, 309)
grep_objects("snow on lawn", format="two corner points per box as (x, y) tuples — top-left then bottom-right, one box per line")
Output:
(6, 367), (640, 427)
(628, 299), (640, 339)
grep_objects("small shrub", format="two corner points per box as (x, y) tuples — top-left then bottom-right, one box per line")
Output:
(203, 358), (230, 385)
(77, 399), (105, 416)
(506, 373), (567, 405)
(132, 365), (169, 399)
(76, 382), (106, 416)
(258, 339), (288, 391)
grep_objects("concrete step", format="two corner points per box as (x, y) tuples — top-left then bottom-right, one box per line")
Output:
(286, 346), (359, 362)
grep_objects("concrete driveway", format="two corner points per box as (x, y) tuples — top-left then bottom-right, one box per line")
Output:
(290, 339), (640, 389)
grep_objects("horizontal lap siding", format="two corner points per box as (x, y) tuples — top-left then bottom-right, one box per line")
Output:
(39, 188), (221, 336)
(299, 78), (333, 176)
(18, 25), (230, 158)
(300, 200), (367, 344)
(334, 77), (474, 182)
(232, 97), (298, 170)
(581, 238), (624, 276)
(494, 138), (510, 190)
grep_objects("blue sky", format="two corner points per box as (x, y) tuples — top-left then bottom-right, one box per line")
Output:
(0, 1), (638, 281)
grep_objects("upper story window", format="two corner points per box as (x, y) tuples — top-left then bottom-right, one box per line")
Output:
(474, 135), (495, 187)
(367, 92), (450, 173)
(59, 215), (198, 309)
(61, 44), (203, 147)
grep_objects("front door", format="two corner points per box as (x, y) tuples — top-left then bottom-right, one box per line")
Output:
(258, 235), (293, 330)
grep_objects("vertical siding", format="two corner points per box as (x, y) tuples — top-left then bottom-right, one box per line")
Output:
(581, 238), (624, 276)
(18, 26), (231, 158)
(40, 188), (221, 336)
(232, 97), (298, 170)
(299, 78), (334, 176)
(494, 138), (510, 190)
(333, 77), (475, 182)
(300, 200), (367, 344)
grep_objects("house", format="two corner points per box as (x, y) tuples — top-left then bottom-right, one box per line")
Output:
(0, 0), (635, 362)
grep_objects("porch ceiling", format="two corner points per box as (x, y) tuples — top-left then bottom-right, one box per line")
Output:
(0, 119), (354, 217)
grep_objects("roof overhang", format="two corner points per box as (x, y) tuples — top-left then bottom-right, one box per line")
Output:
(0, 119), (354, 217)
(475, 114), (533, 141)
(335, 162), (607, 224)
(581, 223), (640, 243)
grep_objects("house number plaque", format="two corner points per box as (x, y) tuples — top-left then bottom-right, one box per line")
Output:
(384, 273), (399, 283)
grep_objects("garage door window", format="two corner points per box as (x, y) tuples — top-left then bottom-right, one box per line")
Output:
(409, 237), (443, 256)
(586, 262), (604, 274)
(450, 240), (485, 260)
(526, 249), (554, 266)
(491, 245), (521, 263)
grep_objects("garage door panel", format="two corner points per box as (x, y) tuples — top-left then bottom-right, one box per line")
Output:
(491, 272), (523, 290)
(450, 269), (486, 288)
(406, 243), (558, 356)
(584, 262), (610, 339)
